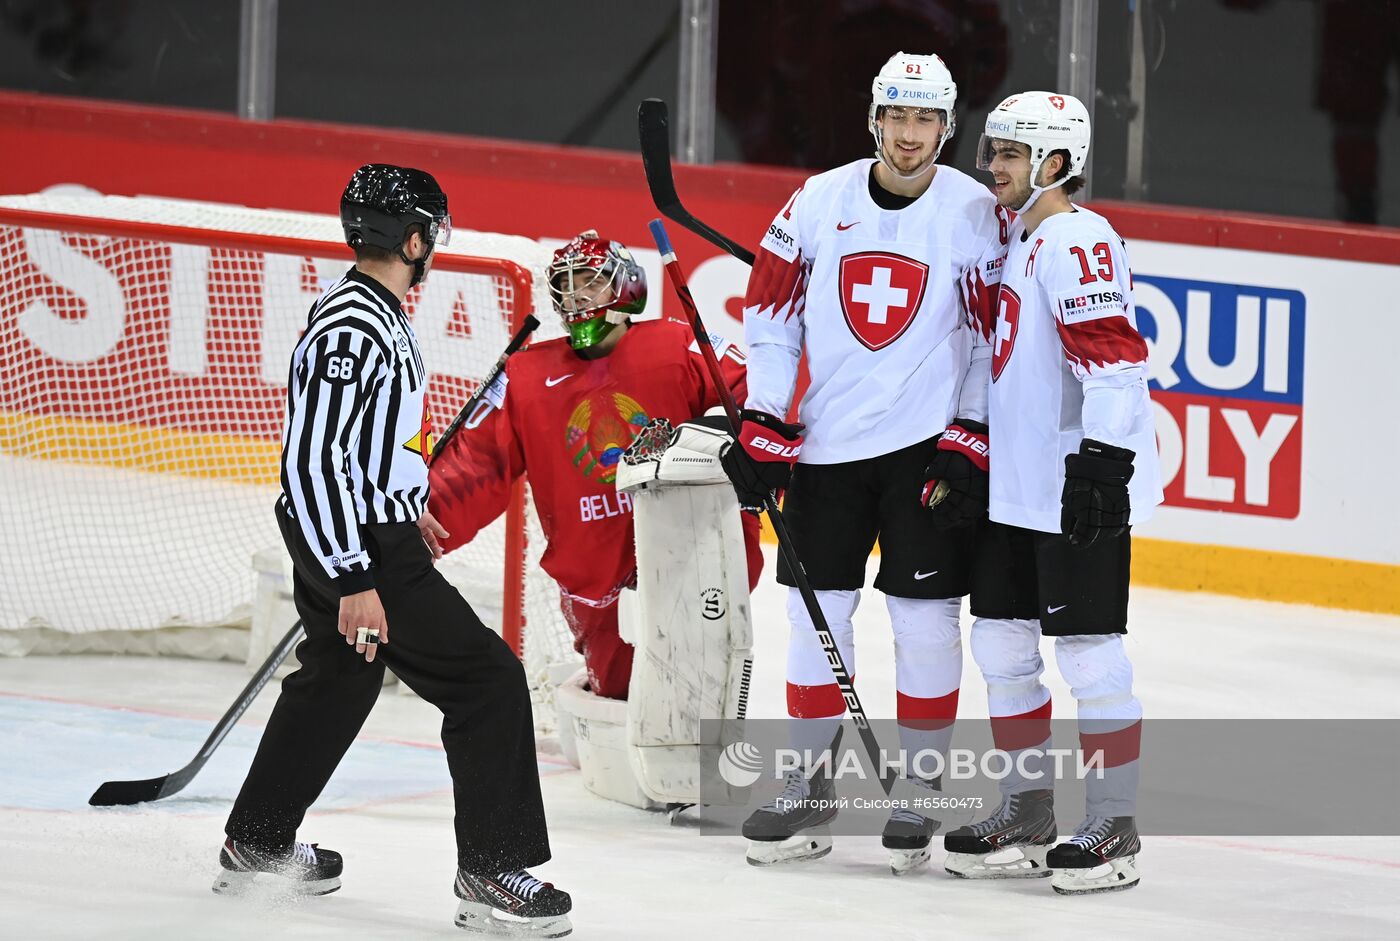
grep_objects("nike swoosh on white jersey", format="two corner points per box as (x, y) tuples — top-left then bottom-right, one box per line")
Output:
(544, 374), (574, 387)
(1046, 604), (1068, 614)
(913, 570), (939, 580)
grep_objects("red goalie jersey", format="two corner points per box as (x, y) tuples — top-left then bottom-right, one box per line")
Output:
(428, 319), (764, 698)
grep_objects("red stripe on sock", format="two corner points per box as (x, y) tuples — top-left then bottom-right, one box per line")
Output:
(896, 689), (959, 730)
(1080, 719), (1142, 769)
(990, 699), (1053, 752)
(786, 681), (848, 718)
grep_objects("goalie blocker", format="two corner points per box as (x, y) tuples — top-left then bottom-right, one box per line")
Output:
(554, 418), (754, 810)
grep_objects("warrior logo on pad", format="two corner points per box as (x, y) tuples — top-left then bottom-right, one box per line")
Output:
(838, 252), (929, 351)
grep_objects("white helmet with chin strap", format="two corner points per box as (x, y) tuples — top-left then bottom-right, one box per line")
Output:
(868, 52), (957, 180)
(977, 91), (1091, 210)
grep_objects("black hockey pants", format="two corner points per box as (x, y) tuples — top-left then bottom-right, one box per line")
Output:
(225, 498), (550, 873)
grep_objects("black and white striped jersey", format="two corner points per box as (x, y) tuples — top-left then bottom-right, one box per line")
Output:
(280, 267), (431, 595)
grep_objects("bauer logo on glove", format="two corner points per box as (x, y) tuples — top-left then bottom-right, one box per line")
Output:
(719, 409), (805, 509)
(745, 434), (802, 460)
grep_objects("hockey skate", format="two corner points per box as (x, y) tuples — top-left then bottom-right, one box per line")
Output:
(211, 837), (342, 896)
(881, 777), (942, 875)
(454, 868), (573, 937)
(742, 766), (839, 866)
(943, 789), (1056, 879)
(1048, 815), (1141, 895)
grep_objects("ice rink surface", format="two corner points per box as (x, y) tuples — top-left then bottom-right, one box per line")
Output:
(3, 545), (1400, 940)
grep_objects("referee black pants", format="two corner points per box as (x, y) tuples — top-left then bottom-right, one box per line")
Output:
(225, 500), (550, 873)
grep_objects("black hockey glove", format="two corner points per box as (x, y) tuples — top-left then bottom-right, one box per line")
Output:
(1061, 438), (1135, 547)
(719, 409), (804, 510)
(921, 419), (990, 530)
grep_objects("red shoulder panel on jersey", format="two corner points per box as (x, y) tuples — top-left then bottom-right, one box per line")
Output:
(744, 246), (808, 324)
(1056, 315), (1149, 373)
(962, 266), (999, 341)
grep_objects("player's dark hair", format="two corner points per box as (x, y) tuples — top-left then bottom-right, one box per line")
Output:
(1050, 148), (1086, 196)
(352, 222), (425, 265)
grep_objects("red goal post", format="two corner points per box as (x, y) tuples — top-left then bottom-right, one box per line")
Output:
(0, 195), (569, 678)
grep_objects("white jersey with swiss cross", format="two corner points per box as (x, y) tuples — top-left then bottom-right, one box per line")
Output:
(987, 206), (1163, 533)
(742, 159), (1005, 464)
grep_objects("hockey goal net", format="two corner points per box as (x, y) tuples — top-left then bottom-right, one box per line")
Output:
(0, 191), (579, 709)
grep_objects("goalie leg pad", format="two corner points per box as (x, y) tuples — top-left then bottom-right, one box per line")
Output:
(620, 457), (754, 805)
(553, 668), (662, 811)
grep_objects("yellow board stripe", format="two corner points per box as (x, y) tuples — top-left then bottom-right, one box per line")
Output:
(0, 411), (280, 485)
(1131, 538), (1399, 616)
(756, 516), (1400, 616)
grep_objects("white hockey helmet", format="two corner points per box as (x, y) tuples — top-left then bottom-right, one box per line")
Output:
(977, 91), (1091, 196)
(868, 52), (958, 179)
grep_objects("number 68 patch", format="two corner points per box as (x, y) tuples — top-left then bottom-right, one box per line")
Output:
(317, 352), (361, 384)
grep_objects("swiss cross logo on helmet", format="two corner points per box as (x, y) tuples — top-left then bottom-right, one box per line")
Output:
(1049, 95), (1066, 110)
(838, 252), (930, 351)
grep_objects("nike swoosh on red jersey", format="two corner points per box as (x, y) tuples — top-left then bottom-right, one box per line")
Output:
(544, 374), (574, 387)
(836, 221), (860, 231)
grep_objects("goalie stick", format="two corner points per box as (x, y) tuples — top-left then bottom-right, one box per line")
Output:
(89, 620), (305, 806)
(432, 314), (541, 463)
(638, 99), (756, 266)
(648, 219), (894, 797)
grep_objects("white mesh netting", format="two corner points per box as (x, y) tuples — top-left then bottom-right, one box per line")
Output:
(0, 192), (580, 701)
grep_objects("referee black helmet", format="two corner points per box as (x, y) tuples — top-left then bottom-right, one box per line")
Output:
(340, 164), (451, 258)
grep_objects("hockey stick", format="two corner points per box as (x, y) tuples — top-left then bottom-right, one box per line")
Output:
(649, 219), (894, 796)
(89, 620), (306, 806)
(431, 314), (540, 463)
(638, 99), (756, 266)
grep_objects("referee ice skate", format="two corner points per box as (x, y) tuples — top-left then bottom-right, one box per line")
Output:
(215, 164), (572, 937)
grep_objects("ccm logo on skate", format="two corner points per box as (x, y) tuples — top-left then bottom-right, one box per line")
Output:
(1136, 275), (1305, 519)
(485, 884), (523, 911)
(748, 436), (801, 459)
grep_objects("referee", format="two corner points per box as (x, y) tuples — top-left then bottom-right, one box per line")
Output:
(216, 164), (572, 934)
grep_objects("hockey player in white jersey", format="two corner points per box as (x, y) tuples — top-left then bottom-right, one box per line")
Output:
(938, 91), (1160, 895)
(720, 52), (1005, 871)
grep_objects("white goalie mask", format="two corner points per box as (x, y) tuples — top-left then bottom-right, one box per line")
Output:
(977, 91), (1091, 211)
(867, 51), (958, 180)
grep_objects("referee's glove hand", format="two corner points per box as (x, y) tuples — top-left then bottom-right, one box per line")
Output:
(921, 419), (990, 529)
(417, 510), (449, 562)
(1061, 438), (1135, 547)
(339, 589), (387, 663)
(719, 409), (804, 510)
